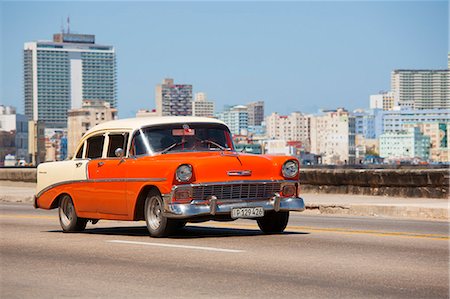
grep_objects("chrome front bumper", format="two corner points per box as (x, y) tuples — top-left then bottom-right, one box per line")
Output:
(162, 195), (305, 219)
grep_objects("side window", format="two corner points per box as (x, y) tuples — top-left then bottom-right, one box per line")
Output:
(75, 143), (84, 159)
(107, 134), (128, 158)
(86, 135), (105, 159)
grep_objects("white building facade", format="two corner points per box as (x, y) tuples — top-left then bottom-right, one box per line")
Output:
(310, 108), (356, 165)
(192, 92), (214, 118)
(265, 112), (309, 149)
(67, 100), (118, 157)
(391, 69), (449, 110)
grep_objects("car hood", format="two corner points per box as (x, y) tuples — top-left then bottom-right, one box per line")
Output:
(136, 151), (296, 183)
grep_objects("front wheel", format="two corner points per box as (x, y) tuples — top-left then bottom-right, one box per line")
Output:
(58, 195), (87, 232)
(144, 191), (178, 237)
(257, 211), (289, 234)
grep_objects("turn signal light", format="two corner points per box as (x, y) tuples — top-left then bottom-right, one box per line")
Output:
(173, 189), (192, 203)
(281, 185), (296, 197)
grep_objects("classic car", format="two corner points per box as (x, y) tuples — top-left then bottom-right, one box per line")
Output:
(34, 117), (305, 237)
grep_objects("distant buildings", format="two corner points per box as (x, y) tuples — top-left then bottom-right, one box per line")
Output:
(379, 127), (430, 161)
(0, 106), (29, 164)
(369, 91), (395, 111)
(247, 101), (264, 126)
(310, 108), (356, 164)
(155, 78), (192, 116)
(265, 112), (309, 150)
(24, 32), (117, 128)
(391, 69), (449, 110)
(376, 109), (450, 137)
(217, 105), (249, 135)
(192, 92), (214, 117)
(67, 100), (118, 157)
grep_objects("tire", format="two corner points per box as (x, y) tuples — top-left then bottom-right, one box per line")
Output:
(58, 195), (87, 232)
(257, 211), (289, 234)
(144, 191), (177, 237)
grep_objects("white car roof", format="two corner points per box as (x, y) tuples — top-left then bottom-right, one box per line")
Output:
(84, 116), (228, 136)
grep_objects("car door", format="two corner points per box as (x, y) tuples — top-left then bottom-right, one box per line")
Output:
(88, 133), (129, 216)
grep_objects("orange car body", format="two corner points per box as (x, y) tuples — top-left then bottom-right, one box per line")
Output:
(34, 117), (304, 224)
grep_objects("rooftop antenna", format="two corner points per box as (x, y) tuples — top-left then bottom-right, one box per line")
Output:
(60, 17), (64, 34)
(67, 16), (70, 34)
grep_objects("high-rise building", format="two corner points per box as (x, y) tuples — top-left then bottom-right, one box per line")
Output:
(309, 108), (356, 164)
(192, 92), (214, 117)
(247, 101), (264, 126)
(369, 91), (395, 111)
(265, 112), (309, 150)
(217, 105), (248, 135)
(391, 69), (449, 110)
(67, 100), (118, 157)
(379, 127), (430, 161)
(155, 78), (192, 116)
(24, 32), (117, 128)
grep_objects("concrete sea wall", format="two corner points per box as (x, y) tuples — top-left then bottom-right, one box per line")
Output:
(1, 167), (449, 199)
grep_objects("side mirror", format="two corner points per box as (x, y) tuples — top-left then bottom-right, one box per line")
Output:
(115, 148), (124, 158)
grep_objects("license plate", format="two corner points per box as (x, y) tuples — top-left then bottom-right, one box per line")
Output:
(231, 207), (264, 219)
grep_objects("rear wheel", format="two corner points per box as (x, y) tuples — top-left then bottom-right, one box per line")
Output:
(257, 211), (289, 234)
(58, 195), (87, 232)
(144, 191), (178, 237)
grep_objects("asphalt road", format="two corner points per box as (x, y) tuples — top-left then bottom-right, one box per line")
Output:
(1, 203), (449, 298)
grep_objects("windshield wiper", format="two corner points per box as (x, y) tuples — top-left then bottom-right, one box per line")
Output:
(160, 141), (186, 154)
(200, 139), (229, 151)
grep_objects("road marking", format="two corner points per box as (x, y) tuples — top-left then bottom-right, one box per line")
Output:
(107, 240), (245, 253)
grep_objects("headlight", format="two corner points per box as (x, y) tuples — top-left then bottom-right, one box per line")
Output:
(282, 160), (299, 178)
(176, 164), (193, 182)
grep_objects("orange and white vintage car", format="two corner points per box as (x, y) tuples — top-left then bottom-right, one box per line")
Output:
(34, 117), (305, 237)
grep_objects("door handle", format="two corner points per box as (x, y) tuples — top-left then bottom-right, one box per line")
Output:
(98, 162), (104, 167)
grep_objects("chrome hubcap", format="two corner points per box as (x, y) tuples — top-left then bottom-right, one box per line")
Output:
(59, 197), (73, 226)
(148, 197), (162, 230)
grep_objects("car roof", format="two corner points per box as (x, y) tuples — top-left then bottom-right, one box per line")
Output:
(84, 116), (228, 136)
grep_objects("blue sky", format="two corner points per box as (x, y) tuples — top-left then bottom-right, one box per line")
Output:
(1, 1), (448, 118)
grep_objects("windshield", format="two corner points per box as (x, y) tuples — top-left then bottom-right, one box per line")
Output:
(130, 123), (234, 156)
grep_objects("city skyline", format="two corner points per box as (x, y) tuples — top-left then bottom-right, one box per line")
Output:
(1, 1), (448, 119)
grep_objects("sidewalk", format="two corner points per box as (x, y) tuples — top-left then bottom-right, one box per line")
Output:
(1, 181), (448, 221)
(301, 192), (449, 221)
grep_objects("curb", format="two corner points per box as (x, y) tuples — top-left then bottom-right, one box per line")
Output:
(304, 204), (449, 221)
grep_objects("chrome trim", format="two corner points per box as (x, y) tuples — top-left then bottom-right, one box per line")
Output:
(36, 177), (166, 199)
(227, 170), (252, 176)
(163, 196), (305, 219)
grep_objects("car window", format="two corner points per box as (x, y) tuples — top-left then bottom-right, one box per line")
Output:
(86, 135), (105, 159)
(107, 134), (128, 158)
(130, 130), (148, 156)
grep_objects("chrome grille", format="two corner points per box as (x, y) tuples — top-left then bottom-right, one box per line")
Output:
(192, 183), (281, 201)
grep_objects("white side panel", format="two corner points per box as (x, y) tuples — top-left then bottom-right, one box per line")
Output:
(36, 160), (89, 195)
(69, 52), (83, 109)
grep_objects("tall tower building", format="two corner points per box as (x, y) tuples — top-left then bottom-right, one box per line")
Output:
(247, 101), (264, 126)
(155, 78), (193, 116)
(391, 69), (449, 110)
(24, 32), (117, 128)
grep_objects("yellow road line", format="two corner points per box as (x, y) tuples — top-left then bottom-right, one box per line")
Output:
(1, 214), (448, 241)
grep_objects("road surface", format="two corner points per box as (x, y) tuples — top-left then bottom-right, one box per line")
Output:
(1, 202), (448, 298)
